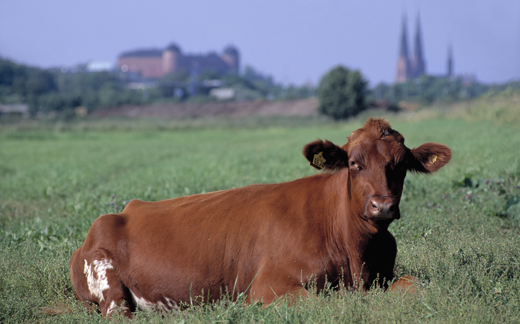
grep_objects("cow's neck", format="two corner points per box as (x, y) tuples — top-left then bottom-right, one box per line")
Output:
(325, 169), (395, 287)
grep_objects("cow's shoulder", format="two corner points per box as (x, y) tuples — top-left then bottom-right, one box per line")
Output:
(121, 199), (148, 212)
(85, 212), (129, 244)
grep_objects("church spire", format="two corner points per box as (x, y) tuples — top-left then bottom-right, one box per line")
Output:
(447, 43), (453, 77)
(411, 12), (426, 78)
(395, 14), (410, 83)
(399, 15), (409, 58)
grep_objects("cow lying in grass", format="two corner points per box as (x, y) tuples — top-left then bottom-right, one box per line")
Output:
(70, 118), (451, 317)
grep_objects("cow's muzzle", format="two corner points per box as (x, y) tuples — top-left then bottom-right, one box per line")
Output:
(365, 195), (400, 220)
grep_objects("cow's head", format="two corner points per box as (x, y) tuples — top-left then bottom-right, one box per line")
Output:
(303, 118), (451, 225)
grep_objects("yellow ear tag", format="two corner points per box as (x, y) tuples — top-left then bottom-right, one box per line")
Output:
(312, 152), (326, 169)
(429, 155), (438, 164)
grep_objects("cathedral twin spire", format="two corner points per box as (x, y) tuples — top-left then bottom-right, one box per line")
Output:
(395, 13), (426, 83)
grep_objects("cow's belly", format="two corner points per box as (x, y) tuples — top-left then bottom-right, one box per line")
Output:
(118, 237), (254, 306)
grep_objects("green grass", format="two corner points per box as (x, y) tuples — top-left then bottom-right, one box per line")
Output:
(398, 88), (520, 129)
(1, 115), (520, 323)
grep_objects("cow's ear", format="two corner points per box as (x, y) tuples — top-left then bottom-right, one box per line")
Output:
(303, 139), (349, 170)
(409, 142), (452, 173)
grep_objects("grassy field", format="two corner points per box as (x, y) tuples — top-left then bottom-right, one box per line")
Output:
(1, 107), (520, 322)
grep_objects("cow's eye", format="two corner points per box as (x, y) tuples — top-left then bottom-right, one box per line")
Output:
(350, 161), (361, 171)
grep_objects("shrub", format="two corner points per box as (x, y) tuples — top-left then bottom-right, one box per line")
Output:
(317, 65), (367, 120)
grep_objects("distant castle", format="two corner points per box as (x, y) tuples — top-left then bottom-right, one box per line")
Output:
(395, 13), (454, 83)
(117, 44), (240, 79)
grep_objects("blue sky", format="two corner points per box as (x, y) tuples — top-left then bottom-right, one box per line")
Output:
(1, 0), (518, 86)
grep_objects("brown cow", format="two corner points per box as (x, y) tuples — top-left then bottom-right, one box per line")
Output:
(70, 118), (451, 317)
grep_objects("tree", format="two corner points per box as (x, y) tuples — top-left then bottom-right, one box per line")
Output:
(317, 66), (367, 120)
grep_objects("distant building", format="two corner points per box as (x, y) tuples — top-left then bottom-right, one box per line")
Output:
(0, 103), (29, 118)
(443, 45), (477, 84)
(117, 44), (240, 79)
(395, 16), (411, 83)
(395, 14), (426, 82)
(209, 88), (235, 100)
(86, 61), (114, 72)
(410, 15), (426, 79)
(446, 44), (454, 78)
(395, 13), (465, 83)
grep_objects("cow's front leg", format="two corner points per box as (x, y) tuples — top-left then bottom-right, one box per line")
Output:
(248, 273), (310, 305)
(389, 275), (417, 293)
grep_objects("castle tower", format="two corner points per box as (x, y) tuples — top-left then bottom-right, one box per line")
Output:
(395, 15), (410, 83)
(410, 13), (426, 78)
(446, 44), (453, 77)
(162, 43), (182, 75)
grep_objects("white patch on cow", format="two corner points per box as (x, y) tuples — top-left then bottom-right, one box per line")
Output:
(160, 297), (178, 313)
(130, 290), (155, 311)
(83, 259), (114, 302)
(107, 300), (116, 315)
(130, 290), (178, 315)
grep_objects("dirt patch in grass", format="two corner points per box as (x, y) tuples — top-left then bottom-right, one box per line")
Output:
(92, 97), (319, 119)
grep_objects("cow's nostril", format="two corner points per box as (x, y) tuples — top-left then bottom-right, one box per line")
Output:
(370, 200), (382, 212)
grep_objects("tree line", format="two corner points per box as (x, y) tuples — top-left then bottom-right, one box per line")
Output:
(0, 57), (314, 117)
(1, 56), (516, 120)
